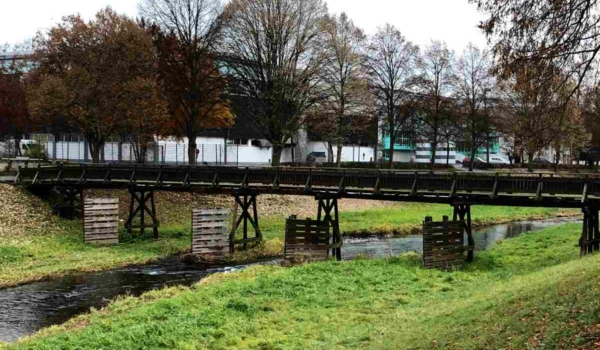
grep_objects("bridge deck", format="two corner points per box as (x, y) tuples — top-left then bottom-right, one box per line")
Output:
(14, 164), (600, 208)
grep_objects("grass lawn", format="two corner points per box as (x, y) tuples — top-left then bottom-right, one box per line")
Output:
(0, 204), (571, 288)
(5, 223), (600, 350)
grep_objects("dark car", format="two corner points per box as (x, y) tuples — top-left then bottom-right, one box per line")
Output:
(307, 152), (327, 163)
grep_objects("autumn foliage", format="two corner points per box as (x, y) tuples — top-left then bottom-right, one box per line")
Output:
(0, 57), (31, 156)
(27, 8), (167, 163)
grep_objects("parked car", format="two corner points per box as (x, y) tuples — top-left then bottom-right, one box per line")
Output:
(533, 158), (552, 164)
(307, 152), (327, 164)
(488, 155), (510, 165)
(462, 156), (486, 164)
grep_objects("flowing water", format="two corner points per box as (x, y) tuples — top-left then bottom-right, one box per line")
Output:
(0, 218), (579, 343)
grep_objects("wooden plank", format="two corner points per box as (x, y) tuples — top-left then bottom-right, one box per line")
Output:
(84, 197), (119, 245)
(84, 222), (119, 229)
(192, 222), (229, 229)
(191, 208), (230, 257)
(85, 238), (119, 245)
(193, 209), (230, 215)
(85, 198), (118, 205)
(84, 208), (119, 217)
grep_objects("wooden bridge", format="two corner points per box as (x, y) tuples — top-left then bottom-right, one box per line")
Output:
(13, 164), (600, 257)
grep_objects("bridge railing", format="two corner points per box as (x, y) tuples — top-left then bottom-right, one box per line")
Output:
(15, 164), (600, 200)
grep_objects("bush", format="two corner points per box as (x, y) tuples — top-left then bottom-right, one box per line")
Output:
(24, 144), (48, 161)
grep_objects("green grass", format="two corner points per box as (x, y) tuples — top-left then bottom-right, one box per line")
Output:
(6, 223), (600, 350)
(0, 204), (569, 288)
(260, 203), (568, 240)
(0, 224), (191, 288)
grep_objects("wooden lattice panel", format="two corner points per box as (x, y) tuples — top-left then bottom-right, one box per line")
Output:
(423, 217), (465, 270)
(285, 217), (330, 262)
(192, 209), (230, 256)
(84, 198), (119, 244)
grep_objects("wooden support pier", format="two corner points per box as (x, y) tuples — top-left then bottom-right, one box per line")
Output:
(229, 190), (262, 252)
(53, 187), (83, 220)
(125, 189), (159, 238)
(453, 204), (475, 262)
(317, 194), (343, 261)
(581, 207), (600, 255)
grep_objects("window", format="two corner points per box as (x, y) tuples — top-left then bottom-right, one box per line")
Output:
(251, 140), (262, 147)
(228, 139), (249, 146)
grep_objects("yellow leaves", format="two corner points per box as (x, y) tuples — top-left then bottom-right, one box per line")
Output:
(0, 184), (58, 238)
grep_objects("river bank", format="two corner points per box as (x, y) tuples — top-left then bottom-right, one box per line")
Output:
(4, 223), (599, 349)
(0, 218), (574, 343)
(0, 198), (572, 288)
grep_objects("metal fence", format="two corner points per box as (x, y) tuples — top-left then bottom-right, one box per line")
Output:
(0, 139), (241, 166)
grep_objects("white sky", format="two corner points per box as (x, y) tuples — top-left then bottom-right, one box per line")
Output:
(0, 0), (488, 53)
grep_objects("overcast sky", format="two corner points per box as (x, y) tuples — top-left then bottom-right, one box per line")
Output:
(0, 0), (488, 53)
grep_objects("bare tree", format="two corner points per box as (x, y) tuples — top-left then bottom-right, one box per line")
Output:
(496, 64), (561, 171)
(310, 13), (373, 167)
(219, 0), (328, 166)
(140, 0), (233, 164)
(454, 44), (494, 171)
(364, 24), (419, 169)
(471, 0), (600, 100)
(416, 41), (455, 170)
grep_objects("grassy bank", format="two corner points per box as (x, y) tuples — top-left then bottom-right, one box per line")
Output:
(0, 201), (572, 288)
(6, 223), (600, 349)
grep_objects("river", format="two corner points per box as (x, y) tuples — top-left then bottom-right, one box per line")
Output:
(0, 218), (579, 343)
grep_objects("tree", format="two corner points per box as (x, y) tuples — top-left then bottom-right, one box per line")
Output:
(28, 8), (164, 163)
(416, 41), (455, 170)
(582, 83), (600, 169)
(551, 80), (589, 170)
(311, 13), (372, 167)
(471, 0), (600, 98)
(496, 64), (561, 171)
(454, 44), (495, 171)
(121, 78), (169, 163)
(140, 0), (233, 164)
(364, 24), (419, 169)
(220, 0), (328, 166)
(0, 46), (32, 157)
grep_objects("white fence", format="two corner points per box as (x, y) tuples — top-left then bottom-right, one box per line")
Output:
(0, 140), (242, 165)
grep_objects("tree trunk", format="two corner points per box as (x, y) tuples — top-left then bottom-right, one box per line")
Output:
(388, 133), (395, 170)
(271, 144), (284, 166)
(327, 142), (334, 164)
(132, 142), (148, 164)
(554, 145), (561, 173)
(88, 140), (104, 164)
(187, 133), (198, 165)
(336, 141), (343, 168)
(486, 134), (490, 164)
(527, 152), (534, 172)
(430, 133), (438, 172)
(446, 139), (450, 165)
(469, 144), (476, 172)
(13, 135), (22, 157)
